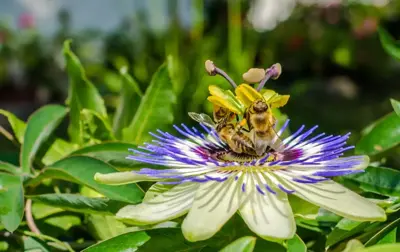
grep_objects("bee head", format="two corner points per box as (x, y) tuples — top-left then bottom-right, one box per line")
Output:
(250, 99), (269, 113)
(214, 106), (230, 120)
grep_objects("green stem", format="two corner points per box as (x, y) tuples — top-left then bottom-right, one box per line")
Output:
(191, 0), (204, 40)
(228, 0), (242, 72)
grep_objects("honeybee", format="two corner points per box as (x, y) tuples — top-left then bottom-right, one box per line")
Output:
(189, 106), (257, 156)
(245, 99), (284, 156)
(200, 60), (289, 157)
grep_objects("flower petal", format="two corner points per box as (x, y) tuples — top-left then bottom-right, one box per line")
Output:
(239, 189), (296, 241)
(283, 179), (386, 221)
(182, 177), (242, 242)
(94, 171), (160, 185)
(142, 183), (174, 202)
(116, 182), (199, 225)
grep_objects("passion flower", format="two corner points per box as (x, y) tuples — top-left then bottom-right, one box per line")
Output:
(95, 120), (385, 242)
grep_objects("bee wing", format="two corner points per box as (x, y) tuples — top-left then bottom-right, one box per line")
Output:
(188, 112), (216, 128)
(207, 85), (245, 115)
(269, 125), (286, 150)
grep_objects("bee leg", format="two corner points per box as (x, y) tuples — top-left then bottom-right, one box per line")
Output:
(235, 119), (249, 131)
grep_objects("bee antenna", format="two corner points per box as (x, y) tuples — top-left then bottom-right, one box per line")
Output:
(256, 63), (282, 91)
(205, 60), (237, 88)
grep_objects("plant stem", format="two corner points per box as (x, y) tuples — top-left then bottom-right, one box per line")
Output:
(228, 0), (242, 72)
(25, 199), (41, 235)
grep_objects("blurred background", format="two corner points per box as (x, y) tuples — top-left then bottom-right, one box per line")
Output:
(1, 0), (400, 165)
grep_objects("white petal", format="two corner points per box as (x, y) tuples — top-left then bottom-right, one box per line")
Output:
(94, 171), (160, 185)
(238, 173), (295, 241)
(142, 183), (174, 202)
(182, 177), (242, 242)
(239, 189), (296, 241)
(116, 182), (199, 225)
(284, 179), (386, 222)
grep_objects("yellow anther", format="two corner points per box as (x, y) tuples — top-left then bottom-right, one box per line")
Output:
(242, 68), (266, 83)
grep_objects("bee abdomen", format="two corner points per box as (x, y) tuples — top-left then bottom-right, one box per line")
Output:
(232, 134), (256, 154)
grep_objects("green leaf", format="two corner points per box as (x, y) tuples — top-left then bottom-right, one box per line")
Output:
(378, 27), (400, 61)
(0, 241), (8, 251)
(82, 231), (150, 252)
(358, 243), (400, 252)
(342, 239), (364, 252)
(139, 228), (213, 251)
(32, 202), (64, 219)
(289, 195), (319, 220)
(0, 162), (20, 175)
(0, 109), (77, 167)
(41, 138), (77, 166)
(63, 40), (108, 144)
(167, 55), (186, 95)
(119, 66), (144, 97)
(124, 221), (179, 233)
(344, 166), (400, 197)
(23, 236), (51, 252)
(26, 156), (144, 203)
(295, 218), (325, 233)
(391, 98), (400, 117)
(27, 193), (126, 215)
(316, 209), (342, 223)
(44, 215), (81, 231)
(122, 63), (176, 144)
(355, 112), (400, 155)
(220, 236), (257, 252)
(23, 231), (74, 252)
(80, 109), (115, 143)
(103, 71), (123, 93)
(326, 222), (372, 248)
(113, 67), (142, 139)
(286, 234), (307, 252)
(0, 173), (24, 232)
(364, 217), (400, 246)
(376, 227), (396, 245)
(70, 142), (143, 170)
(87, 214), (126, 240)
(336, 218), (362, 231)
(0, 109), (26, 143)
(20, 105), (68, 173)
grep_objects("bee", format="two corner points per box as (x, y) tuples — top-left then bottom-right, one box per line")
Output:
(189, 106), (257, 156)
(244, 98), (284, 156)
(200, 60), (288, 157)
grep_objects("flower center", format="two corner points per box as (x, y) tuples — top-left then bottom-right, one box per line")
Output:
(212, 149), (280, 164)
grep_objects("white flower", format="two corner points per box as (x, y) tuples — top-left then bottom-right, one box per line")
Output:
(95, 120), (386, 242)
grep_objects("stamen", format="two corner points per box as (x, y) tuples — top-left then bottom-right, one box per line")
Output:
(256, 63), (282, 91)
(205, 60), (237, 88)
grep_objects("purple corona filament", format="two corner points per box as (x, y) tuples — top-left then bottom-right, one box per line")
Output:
(126, 120), (366, 195)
